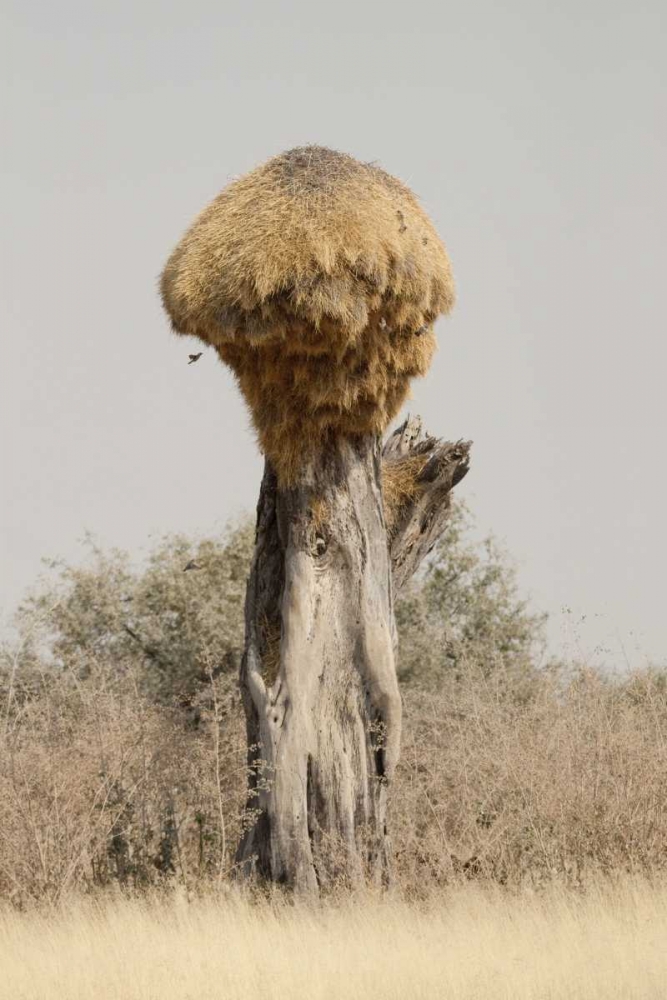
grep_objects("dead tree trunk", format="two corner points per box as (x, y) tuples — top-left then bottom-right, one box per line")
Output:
(236, 418), (470, 891)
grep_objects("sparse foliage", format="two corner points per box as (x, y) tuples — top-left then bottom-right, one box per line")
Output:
(12, 524), (253, 701)
(396, 502), (546, 683)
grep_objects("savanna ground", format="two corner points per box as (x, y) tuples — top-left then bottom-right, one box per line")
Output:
(2, 877), (666, 999)
(2, 507), (666, 997)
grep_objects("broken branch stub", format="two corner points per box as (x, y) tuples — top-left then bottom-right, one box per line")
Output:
(382, 416), (472, 592)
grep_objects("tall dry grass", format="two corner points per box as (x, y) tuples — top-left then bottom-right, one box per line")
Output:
(1, 877), (665, 999)
(2, 659), (667, 904)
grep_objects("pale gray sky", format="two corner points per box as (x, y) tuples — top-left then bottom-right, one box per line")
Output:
(1, 0), (665, 667)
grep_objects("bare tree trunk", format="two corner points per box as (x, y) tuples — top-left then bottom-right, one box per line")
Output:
(236, 419), (470, 891)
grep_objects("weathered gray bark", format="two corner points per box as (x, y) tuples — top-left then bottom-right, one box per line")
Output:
(236, 418), (470, 891)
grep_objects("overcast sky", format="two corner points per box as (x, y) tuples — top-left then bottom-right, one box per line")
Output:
(1, 0), (665, 667)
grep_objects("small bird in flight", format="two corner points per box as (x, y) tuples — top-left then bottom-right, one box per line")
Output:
(183, 559), (201, 572)
(188, 353), (203, 365)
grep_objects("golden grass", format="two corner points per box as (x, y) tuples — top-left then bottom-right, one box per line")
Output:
(2, 878), (665, 999)
(382, 453), (430, 535)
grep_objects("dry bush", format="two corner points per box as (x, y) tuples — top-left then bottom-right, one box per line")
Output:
(394, 664), (667, 889)
(3, 652), (667, 905)
(0, 660), (247, 906)
(1, 508), (556, 904)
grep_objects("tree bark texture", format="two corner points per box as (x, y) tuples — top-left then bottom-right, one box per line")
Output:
(236, 418), (470, 891)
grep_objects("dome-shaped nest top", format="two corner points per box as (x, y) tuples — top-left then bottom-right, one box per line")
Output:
(160, 146), (455, 483)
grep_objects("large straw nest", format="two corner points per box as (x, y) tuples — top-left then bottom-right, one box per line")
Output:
(161, 146), (455, 483)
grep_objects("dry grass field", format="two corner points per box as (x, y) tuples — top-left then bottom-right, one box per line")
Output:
(1, 877), (665, 1000)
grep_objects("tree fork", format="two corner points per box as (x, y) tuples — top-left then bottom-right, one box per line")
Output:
(236, 418), (471, 890)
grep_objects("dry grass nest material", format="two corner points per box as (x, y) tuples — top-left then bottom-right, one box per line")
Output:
(161, 146), (455, 482)
(382, 455), (431, 536)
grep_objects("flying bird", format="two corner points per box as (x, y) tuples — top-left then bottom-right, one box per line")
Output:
(183, 559), (201, 572)
(188, 353), (203, 365)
